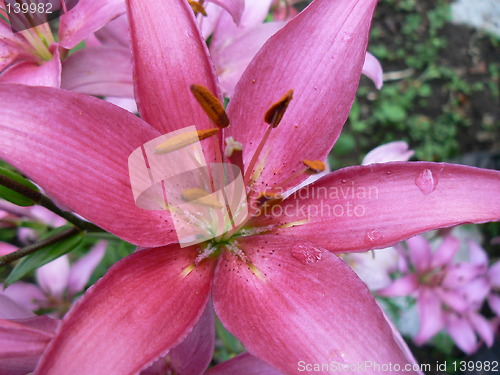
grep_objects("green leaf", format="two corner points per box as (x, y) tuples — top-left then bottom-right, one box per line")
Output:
(0, 167), (40, 206)
(4, 226), (83, 286)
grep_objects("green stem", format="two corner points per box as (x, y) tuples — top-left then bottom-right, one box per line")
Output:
(0, 174), (103, 232)
(0, 226), (80, 266)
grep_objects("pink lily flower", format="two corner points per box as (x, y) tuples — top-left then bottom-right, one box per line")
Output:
(0, 0), (125, 87)
(378, 234), (497, 354)
(362, 141), (415, 165)
(0, 241), (107, 318)
(0, 0), (499, 373)
(0, 295), (58, 375)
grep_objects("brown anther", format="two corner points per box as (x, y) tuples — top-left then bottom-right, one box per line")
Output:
(302, 160), (326, 174)
(188, 0), (208, 16)
(256, 191), (283, 207)
(154, 128), (219, 154)
(181, 188), (223, 208)
(264, 89), (294, 128)
(190, 84), (230, 128)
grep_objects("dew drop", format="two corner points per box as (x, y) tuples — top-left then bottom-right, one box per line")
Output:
(415, 169), (437, 195)
(341, 179), (347, 184)
(366, 228), (382, 242)
(291, 245), (322, 265)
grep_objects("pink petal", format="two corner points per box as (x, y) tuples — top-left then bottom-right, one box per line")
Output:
(35, 255), (71, 298)
(468, 239), (489, 267)
(407, 235), (432, 273)
(377, 274), (419, 297)
(0, 295), (35, 319)
(0, 242), (17, 256)
(0, 49), (61, 87)
(213, 235), (421, 374)
(126, 0), (221, 160)
(209, 0), (245, 25)
(0, 20), (33, 71)
(142, 304), (215, 375)
(445, 313), (478, 354)
(0, 84), (176, 247)
(67, 241), (107, 296)
(212, 22), (285, 97)
(205, 352), (284, 375)
(430, 235), (459, 268)
(362, 52), (383, 89)
(443, 263), (485, 288)
(435, 288), (469, 313)
(225, 0), (377, 193)
(61, 46), (134, 97)
(488, 261), (500, 287)
(414, 288), (444, 345)
(94, 14), (130, 48)
(250, 162), (500, 253)
(462, 277), (490, 305)
(362, 141), (414, 165)
(209, 0), (275, 52)
(0, 316), (57, 375)
(1, 282), (45, 313)
(105, 96), (138, 113)
(467, 311), (494, 346)
(58, 0), (126, 49)
(488, 294), (500, 316)
(36, 245), (216, 375)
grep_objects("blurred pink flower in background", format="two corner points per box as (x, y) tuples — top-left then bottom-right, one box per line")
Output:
(0, 241), (106, 318)
(379, 233), (498, 354)
(0, 0), (125, 87)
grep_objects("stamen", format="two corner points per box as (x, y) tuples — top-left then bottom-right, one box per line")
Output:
(181, 188), (223, 208)
(154, 128), (219, 154)
(244, 89), (294, 185)
(190, 84), (229, 128)
(188, 0), (208, 16)
(264, 89), (294, 128)
(302, 159), (325, 174)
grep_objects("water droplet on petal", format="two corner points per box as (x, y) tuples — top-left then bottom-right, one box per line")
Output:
(415, 169), (437, 195)
(341, 179), (347, 184)
(291, 245), (322, 265)
(366, 228), (382, 242)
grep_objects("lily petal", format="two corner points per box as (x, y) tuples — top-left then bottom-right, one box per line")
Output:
(251, 162), (500, 253)
(208, 0), (245, 25)
(468, 311), (494, 347)
(67, 240), (107, 296)
(225, 0), (377, 192)
(407, 235), (432, 273)
(0, 49), (61, 87)
(362, 141), (414, 165)
(1, 282), (45, 313)
(35, 245), (216, 375)
(377, 274), (419, 297)
(213, 235), (421, 374)
(142, 304), (215, 375)
(212, 21), (285, 97)
(58, 0), (126, 49)
(126, 0), (221, 151)
(0, 84), (176, 247)
(94, 14), (130, 48)
(61, 46), (133, 97)
(0, 316), (57, 375)
(0, 295), (34, 319)
(361, 52), (383, 89)
(36, 255), (71, 298)
(445, 313), (478, 354)
(488, 261), (500, 287)
(414, 288), (443, 345)
(430, 235), (459, 268)
(205, 352), (284, 375)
